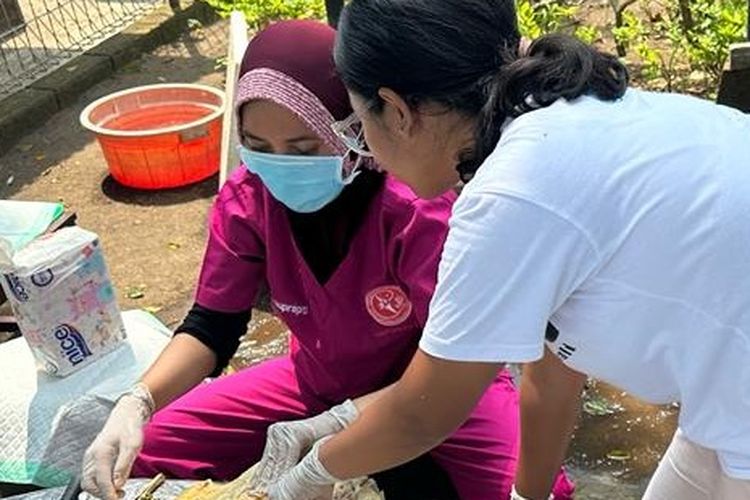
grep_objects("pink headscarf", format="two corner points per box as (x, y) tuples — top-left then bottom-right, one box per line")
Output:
(235, 20), (352, 157)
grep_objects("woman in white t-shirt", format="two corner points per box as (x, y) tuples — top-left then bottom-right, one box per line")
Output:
(253, 1), (750, 499)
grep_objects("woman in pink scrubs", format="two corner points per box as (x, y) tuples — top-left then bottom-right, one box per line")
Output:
(81, 20), (573, 500)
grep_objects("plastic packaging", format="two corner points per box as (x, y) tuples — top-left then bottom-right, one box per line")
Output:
(0, 227), (126, 376)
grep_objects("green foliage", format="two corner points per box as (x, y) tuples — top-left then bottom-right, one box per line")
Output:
(521, 0), (748, 96)
(575, 25), (602, 44)
(203, 0), (748, 97)
(676, 0), (747, 78)
(611, 10), (645, 55)
(205, 0), (326, 28)
(621, 0), (747, 92)
(517, 0), (578, 39)
(612, 9), (680, 86)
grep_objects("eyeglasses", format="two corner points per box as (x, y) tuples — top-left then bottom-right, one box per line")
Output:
(331, 112), (374, 157)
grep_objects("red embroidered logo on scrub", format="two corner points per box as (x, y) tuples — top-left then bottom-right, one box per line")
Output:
(365, 285), (412, 327)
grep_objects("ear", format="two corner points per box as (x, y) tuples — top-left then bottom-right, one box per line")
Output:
(378, 87), (417, 138)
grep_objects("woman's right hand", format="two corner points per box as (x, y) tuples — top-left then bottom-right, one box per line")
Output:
(250, 400), (359, 492)
(81, 384), (154, 499)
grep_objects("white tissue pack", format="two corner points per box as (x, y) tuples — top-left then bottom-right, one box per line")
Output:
(0, 226), (126, 377)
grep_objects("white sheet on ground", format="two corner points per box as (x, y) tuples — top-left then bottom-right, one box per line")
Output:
(0, 310), (170, 487)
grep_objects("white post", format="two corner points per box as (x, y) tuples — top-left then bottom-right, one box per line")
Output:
(219, 11), (249, 188)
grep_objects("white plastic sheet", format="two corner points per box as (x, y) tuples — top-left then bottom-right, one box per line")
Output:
(0, 310), (171, 487)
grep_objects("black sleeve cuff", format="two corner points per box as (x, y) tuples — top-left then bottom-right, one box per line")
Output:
(175, 303), (252, 377)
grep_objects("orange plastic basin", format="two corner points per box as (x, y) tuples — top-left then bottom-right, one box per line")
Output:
(80, 84), (225, 190)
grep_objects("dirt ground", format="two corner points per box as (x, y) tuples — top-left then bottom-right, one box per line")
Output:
(0, 15), (679, 499)
(0, 19), (228, 328)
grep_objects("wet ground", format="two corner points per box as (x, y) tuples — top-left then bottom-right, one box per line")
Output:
(568, 381), (677, 497)
(0, 15), (678, 499)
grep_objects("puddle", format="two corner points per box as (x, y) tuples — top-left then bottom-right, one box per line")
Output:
(568, 380), (678, 495)
(230, 310), (290, 372)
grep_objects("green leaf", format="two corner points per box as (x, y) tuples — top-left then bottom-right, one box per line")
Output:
(583, 396), (624, 416)
(126, 286), (146, 300)
(606, 449), (632, 462)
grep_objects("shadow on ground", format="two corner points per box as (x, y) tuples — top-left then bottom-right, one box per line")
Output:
(101, 174), (218, 206)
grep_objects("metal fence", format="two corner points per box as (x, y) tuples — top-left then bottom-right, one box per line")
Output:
(0, 0), (161, 98)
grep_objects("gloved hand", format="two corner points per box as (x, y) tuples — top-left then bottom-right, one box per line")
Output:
(266, 437), (339, 500)
(250, 400), (358, 492)
(81, 383), (155, 499)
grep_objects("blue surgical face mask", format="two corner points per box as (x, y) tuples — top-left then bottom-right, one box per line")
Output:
(239, 147), (359, 213)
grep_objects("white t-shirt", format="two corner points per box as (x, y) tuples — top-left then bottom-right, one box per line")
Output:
(419, 89), (750, 478)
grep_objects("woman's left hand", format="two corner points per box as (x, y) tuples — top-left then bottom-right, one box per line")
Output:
(266, 438), (338, 500)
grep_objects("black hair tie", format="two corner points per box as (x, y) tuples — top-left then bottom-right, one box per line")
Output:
(511, 93), (541, 117)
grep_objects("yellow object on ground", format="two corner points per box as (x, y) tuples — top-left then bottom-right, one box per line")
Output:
(176, 464), (384, 500)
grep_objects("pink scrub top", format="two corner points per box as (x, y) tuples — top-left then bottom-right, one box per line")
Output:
(195, 167), (456, 401)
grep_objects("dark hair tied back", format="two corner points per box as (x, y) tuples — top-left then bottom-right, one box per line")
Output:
(335, 0), (629, 183)
(465, 33), (629, 181)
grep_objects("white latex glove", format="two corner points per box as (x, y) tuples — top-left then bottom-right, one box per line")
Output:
(250, 400), (358, 492)
(81, 383), (155, 499)
(266, 437), (340, 500)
